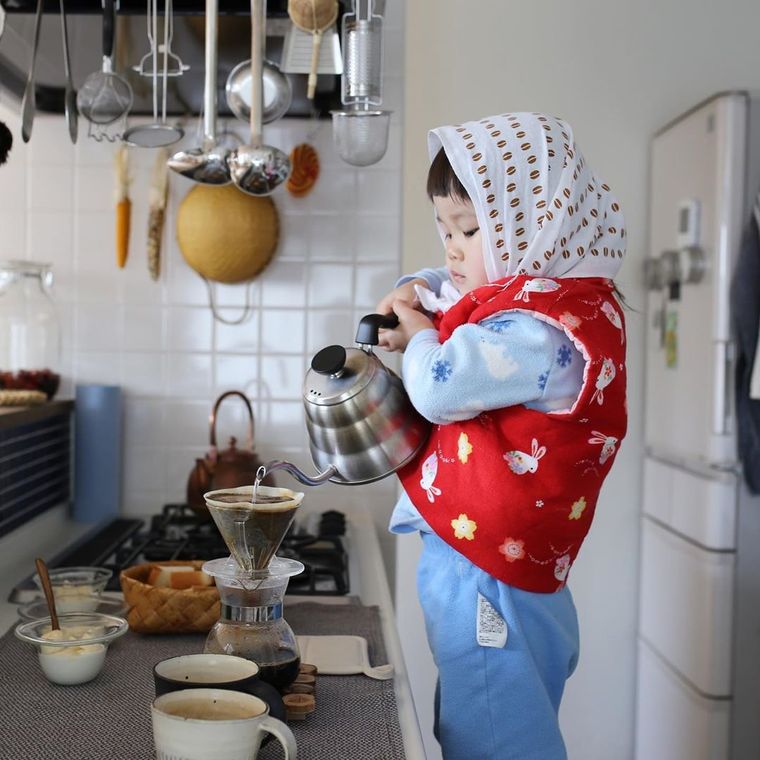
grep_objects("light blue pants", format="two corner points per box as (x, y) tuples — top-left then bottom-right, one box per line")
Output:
(417, 532), (580, 760)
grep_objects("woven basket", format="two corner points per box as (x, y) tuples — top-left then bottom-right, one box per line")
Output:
(120, 560), (220, 634)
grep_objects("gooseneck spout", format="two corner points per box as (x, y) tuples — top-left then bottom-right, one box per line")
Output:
(264, 459), (338, 487)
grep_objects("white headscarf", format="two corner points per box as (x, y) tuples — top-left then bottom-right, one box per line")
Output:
(428, 112), (626, 281)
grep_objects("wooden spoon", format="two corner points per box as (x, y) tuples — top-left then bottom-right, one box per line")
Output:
(35, 557), (60, 631)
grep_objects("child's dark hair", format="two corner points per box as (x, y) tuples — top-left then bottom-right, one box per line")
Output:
(427, 148), (469, 202)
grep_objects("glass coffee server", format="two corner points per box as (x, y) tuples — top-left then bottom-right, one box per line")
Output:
(0, 261), (61, 399)
(202, 484), (305, 691)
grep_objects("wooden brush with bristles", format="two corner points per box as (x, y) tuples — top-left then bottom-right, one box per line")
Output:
(147, 148), (169, 281)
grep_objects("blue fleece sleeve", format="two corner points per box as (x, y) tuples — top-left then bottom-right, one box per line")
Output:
(396, 267), (450, 296)
(401, 312), (583, 424)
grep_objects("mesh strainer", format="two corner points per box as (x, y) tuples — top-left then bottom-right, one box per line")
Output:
(76, 63), (133, 126)
(330, 0), (390, 166)
(76, 0), (133, 140)
(331, 108), (389, 166)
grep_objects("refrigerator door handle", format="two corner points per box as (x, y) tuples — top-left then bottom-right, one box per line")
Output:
(645, 246), (708, 290)
(713, 340), (735, 436)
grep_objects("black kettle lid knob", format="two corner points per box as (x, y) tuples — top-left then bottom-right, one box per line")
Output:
(311, 345), (347, 375)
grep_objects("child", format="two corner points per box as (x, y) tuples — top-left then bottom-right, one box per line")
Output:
(377, 112), (627, 759)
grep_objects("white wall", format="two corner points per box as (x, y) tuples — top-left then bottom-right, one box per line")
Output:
(0, 0), (405, 576)
(397, 1), (760, 758)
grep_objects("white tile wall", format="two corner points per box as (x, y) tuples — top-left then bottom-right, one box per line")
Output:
(0, 12), (405, 564)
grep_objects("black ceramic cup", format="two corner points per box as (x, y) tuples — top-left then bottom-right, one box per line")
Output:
(152, 654), (286, 725)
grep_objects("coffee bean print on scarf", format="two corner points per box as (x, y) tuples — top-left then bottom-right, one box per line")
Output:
(428, 113), (626, 283)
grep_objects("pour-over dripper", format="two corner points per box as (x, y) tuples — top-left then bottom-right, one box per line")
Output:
(204, 485), (304, 573)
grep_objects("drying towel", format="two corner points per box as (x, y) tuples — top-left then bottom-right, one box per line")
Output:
(413, 280), (462, 313)
(730, 190), (760, 493)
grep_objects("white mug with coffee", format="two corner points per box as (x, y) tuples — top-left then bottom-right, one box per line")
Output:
(151, 688), (297, 760)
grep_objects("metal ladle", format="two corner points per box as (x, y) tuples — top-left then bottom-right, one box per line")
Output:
(227, 0), (290, 196)
(225, 58), (292, 125)
(167, 0), (230, 184)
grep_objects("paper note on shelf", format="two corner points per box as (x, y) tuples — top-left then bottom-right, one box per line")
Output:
(296, 635), (394, 680)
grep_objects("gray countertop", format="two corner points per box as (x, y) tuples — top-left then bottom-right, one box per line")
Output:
(0, 503), (426, 759)
(0, 399), (73, 429)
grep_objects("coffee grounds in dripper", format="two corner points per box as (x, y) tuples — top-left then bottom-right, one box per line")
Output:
(205, 486), (304, 573)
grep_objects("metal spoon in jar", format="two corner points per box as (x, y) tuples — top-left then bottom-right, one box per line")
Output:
(227, 0), (290, 196)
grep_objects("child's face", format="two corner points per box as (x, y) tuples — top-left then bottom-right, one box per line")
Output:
(433, 194), (488, 295)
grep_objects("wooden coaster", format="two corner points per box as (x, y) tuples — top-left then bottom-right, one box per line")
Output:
(287, 683), (315, 695)
(284, 663), (318, 720)
(283, 693), (316, 721)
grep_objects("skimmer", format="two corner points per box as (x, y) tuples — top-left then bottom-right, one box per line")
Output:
(123, 0), (184, 148)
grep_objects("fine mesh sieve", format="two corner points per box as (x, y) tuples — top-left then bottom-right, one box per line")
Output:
(330, 0), (390, 166)
(331, 108), (389, 166)
(76, 0), (133, 141)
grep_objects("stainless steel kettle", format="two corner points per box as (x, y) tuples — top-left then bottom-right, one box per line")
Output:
(266, 313), (430, 486)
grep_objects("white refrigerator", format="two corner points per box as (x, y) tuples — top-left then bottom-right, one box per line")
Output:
(637, 91), (760, 760)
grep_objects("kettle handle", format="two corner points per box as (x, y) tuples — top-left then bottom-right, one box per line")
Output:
(210, 390), (255, 451)
(355, 313), (400, 346)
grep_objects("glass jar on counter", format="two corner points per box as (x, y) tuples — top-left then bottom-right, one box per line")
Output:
(0, 261), (61, 398)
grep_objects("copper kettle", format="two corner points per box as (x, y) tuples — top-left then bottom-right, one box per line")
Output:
(186, 390), (274, 517)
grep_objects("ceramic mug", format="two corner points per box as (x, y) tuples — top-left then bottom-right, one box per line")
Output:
(151, 688), (296, 760)
(154, 654), (259, 696)
(153, 653), (287, 729)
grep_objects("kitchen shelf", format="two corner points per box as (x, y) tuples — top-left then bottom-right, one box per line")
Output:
(1, 0), (292, 15)
(0, 399), (73, 430)
(0, 400), (73, 539)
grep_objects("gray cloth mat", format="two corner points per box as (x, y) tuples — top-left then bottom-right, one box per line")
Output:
(0, 602), (406, 760)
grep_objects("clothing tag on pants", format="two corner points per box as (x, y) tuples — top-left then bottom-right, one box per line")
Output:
(476, 592), (508, 648)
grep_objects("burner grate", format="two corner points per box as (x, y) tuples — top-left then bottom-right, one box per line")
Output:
(112, 504), (349, 596)
(8, 504), (350, 603)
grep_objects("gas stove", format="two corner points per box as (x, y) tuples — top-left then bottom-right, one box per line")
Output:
(9, 504), (349, 603)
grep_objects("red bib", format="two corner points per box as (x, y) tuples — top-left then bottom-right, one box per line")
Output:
(398, 275), (627, 592)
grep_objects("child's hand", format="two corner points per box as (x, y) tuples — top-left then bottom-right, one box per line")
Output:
(375, 278), (427, 317)
(379, 298), (435, 352)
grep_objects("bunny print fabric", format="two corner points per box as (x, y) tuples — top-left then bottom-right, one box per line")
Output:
(398, 275), (628, 593)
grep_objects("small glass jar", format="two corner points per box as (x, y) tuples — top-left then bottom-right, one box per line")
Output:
(0, 260), (61, 398)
